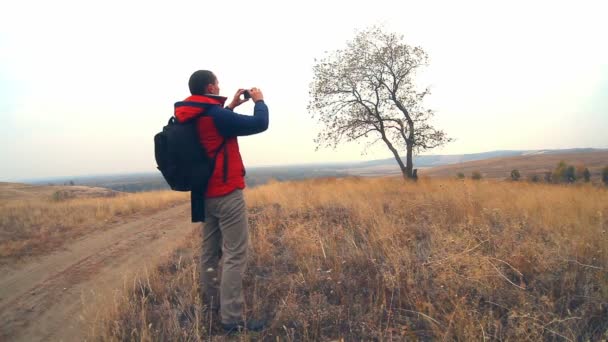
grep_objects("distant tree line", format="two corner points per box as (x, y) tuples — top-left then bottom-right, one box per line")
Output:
(456, 171), (483, 180)
(456, 162), (608, 185)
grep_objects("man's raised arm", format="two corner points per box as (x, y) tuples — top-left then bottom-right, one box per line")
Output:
(213, 87), (269, 137)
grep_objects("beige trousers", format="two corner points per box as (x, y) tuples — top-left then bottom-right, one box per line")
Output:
(200, 189), (249, 324)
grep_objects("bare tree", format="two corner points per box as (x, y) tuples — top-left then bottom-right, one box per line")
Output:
(308, 26), (452, 179)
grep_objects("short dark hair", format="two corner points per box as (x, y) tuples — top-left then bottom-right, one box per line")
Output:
(188, 70), (217, 95)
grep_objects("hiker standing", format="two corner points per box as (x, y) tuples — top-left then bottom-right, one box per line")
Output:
(174, 70), (269, 332)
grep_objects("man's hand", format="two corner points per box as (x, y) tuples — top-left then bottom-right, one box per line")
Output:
(249, 87), (264, 102)
(227, 89), (249, 110)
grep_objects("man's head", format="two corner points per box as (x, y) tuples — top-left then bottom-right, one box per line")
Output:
(189, 70), (219, 95)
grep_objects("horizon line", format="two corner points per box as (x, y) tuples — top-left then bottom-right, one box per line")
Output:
(7, 146), (607, 183)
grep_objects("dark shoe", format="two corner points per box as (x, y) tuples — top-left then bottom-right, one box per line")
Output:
(221, 319), (266, 333)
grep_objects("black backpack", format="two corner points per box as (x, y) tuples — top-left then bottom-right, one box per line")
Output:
(154, 104), (225, 193)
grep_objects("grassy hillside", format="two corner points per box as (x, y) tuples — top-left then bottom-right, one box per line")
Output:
(422, 151), (608, 180)
(92, 177), (607, 341)
(0, 182), (121, 201)
(0, 184), (188, 261)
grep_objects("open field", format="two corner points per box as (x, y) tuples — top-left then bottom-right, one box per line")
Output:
(91, 177), (608, 341)
(0, 203), (197, 341)
(0, 183), (188, 261)
(421, 151), (608, 181)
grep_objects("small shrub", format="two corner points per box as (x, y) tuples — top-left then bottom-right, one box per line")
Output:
(529, 174), (540, 183)
(582, 168), (591, 182)
(471, 171), (482, 180)
(552, 161), (577, 183)
(564, 165), (576, 183)
(510, 169), (521, 181)
(456, 172), (465, 179)
(602, 166), (608, 185)
(52, 190), (75, 202)
(553, 161), (568, 183)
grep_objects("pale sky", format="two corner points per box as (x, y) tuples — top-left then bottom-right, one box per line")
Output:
(1, 0), (607, 181)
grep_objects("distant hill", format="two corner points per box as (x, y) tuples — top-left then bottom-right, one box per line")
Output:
(27, 167), (350, 193)
(337, 148), (608, 176)
(362, 148), (606, 168)
(421, 150), (608, 180)
(38, 173), (171, 193)
(0, 182), (121, 201)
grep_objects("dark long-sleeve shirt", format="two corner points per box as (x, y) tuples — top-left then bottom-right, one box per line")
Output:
(208, 100), (269, 137)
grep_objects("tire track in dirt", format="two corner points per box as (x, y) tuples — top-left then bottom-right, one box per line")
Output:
(0, 203), (198, 341)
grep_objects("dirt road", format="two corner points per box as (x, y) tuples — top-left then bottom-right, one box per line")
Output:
(0, 203), (197, 341)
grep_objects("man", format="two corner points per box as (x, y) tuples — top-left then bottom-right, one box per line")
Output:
(174, 70), (269, 332)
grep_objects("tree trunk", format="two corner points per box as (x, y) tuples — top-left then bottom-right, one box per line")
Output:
(404, 120), (415, 179)
(381, 136), (408, 179)
(405, 143), (414, 178)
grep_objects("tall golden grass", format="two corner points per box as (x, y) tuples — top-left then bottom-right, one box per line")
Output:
(0, 190), (188, 260)
(93, 177), (607, 341)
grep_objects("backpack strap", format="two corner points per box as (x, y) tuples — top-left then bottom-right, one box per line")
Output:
(223, 142), (228, 183)
(174, 101), (214, 109)
(212, 139), (226, 161)
(212, 139), (228, 184)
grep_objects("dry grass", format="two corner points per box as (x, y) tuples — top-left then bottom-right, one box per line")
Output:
(88, 233), (203, 341)
(92, 177), (608, 341)
(0, 188), (188, 261)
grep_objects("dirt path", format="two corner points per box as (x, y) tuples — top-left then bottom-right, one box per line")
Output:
(0, 203), (198, 342)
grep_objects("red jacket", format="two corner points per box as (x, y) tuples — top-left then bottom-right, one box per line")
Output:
(174, 95), (269, 198)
